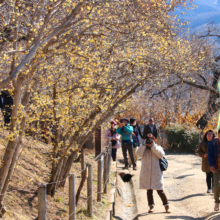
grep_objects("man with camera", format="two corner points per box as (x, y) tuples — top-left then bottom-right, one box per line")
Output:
(116, 118), (137, 170)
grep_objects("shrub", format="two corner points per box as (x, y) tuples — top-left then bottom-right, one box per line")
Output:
(165, 124), (201, 152)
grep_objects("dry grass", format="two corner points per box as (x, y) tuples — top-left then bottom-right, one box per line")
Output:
(0, 132), (112, 220)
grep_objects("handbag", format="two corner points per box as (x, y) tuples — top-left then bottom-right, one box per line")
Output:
(159, 157), (168, 171)
(111, 139), (117, 147)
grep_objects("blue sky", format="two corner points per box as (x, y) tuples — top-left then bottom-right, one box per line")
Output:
(177, 0), (220, 29)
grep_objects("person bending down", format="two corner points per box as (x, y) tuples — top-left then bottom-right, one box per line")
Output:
(136, 134), (171, 213)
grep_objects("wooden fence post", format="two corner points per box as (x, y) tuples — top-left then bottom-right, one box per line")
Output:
(103, 151), (108, 194)
(69, 173), (76, 220)
(97, 155), (103, 201)
(110, 210), (113, 220)
(81, 148), (85, 178)
(95, 127), (102, 157)
(38, 184), (46, 220)
(108, 143), (112, 183)
(87, 163), (93, 217)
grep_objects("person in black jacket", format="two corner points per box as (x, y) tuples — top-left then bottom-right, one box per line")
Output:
(0, 85), (13, 127)
(128, 117), (143, 165)
(143, 118), (158, 140)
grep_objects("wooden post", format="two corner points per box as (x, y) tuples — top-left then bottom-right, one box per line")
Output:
(87, 163), (93, 217)
(69, 173), (76, 220)
(81, 148), (85, 178)
(38, 184), (46, 220)
(103, 151), (108, 194)
(95, 127), (102, 157)
(113, 202), (115, 216)
(110, 210), (113, 220)
(108, 143), (112, 183)
(97, 155), (103, 201)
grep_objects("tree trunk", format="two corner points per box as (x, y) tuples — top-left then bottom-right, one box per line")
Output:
(47, 157), (64, 196)
(0, 77), (23, 195)
(59, 151), (78, 187)
(0, 116), (26, 204)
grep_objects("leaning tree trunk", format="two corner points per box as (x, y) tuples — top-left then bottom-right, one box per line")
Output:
(0, 91), (31, 206)
(59, 150), (78, 187)
(0, 78), (23, 195)
(196, 70), (219, 130)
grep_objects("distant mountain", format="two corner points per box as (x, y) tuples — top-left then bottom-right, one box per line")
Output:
(176, 0), (220, 29)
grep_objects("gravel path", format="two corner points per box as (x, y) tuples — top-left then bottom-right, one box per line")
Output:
(114, 151), (220, 220)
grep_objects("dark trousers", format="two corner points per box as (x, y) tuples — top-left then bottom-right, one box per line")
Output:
(206, 172), (214, 189)
(112, 148), (117, 161)
(3, 108), (12, 126)
(122, 142), (136, 167)
(147, 189), (168, 206)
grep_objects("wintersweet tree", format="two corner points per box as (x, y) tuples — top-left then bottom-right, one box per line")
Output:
(0, 0), (202, 212)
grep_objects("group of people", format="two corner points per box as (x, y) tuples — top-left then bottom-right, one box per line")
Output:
(105, 119), (220, 213)
(198, 129), (220, 211)
(105, 117), (171, 213)
(105, 117), (157, 168)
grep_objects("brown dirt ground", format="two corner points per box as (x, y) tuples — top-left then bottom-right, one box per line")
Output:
(114, 149), (220, 220)
(0, 131), (113, 220)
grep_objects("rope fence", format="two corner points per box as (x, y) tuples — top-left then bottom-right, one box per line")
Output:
(0, 142), (113, 220)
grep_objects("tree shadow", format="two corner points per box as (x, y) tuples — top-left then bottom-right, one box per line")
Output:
(169, 193), (206, 202)
(133, 212), (220, 220)
(174, 174), (195, 179)
(133, 212), (166, 219)
(165, 212), (220, 220)
(113, 216), (124, 220)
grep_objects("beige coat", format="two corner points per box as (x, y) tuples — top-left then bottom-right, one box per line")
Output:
(136, 143), (165, 190)
(197, 141), (210, 173)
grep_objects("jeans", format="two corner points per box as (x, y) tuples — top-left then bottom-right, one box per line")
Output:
(147, 189), (169, 206)
(214, 171), (220, 203)
(128, 147), (138, 164)
(206, 172), (214, 190)
(112, 148), (117, 161)
(122, 142), (136, 167)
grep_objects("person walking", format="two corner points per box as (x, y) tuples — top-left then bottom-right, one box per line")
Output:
(198, 130), (215, 193)
(143, 118), (158, 139)
(116, 118), (137, 170)
(105, 120), (120, 161)
(208, 129), (220, 211)
(128, 117), (143, 166)
(136, 133), (171, 213)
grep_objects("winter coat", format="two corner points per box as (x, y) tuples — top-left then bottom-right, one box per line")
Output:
(136, 143), (165, 190)
(105, 128), (120, 149)
(208, 138), (219, 168)
(143, 123), (158, 139)
(116, 124), (133, 142)
(0, 90), (13, 109)
(198, 141), (211, 173)
(132, 125), (142, 148)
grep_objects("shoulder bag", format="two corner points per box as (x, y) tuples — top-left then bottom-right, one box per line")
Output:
(159, 157), (168, 171)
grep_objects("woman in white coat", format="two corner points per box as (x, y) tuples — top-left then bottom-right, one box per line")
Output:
(136, 133), (171, 213)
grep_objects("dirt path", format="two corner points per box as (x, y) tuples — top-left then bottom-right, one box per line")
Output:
(114, 150), (220, 220)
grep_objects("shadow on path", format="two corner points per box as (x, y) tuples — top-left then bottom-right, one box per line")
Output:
(132, 212), (220, 220)
(174, 174), (195, 179)
(169, 193), (206, 202)
(165, 212), (220, 220)
(133, 212), (166, 220)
